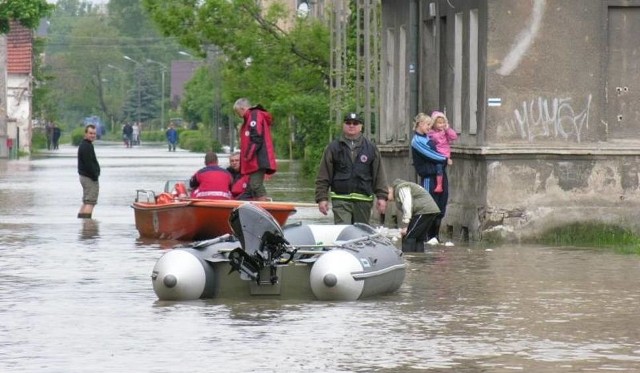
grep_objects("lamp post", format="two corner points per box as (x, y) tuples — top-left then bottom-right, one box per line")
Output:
(123, 55), (142, 126)
(146, 59), (168, 131)
(178, 50), (195, 59)
(106, 64), (126, 132)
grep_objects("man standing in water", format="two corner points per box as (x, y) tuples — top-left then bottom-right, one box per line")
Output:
(77, 124), (100, 219)
(315, 112), (388, 224)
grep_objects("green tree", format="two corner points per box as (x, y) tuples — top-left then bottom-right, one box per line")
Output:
(42, 0), (181, 130)
(122, 65), (160, 126)
(181, 66), (215, 126)
(0, 0), (54, 34)
(143, 0), (332, 173)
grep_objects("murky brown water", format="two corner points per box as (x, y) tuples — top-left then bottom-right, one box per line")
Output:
(1, 142), (640, 372)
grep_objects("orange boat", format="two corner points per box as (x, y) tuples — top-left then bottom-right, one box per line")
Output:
(132, 188), (297, 241)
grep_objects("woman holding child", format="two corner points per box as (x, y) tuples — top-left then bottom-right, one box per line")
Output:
(410, 112), (455, 246)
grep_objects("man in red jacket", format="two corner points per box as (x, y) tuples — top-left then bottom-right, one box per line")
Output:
(233, 98), (277, 201)
(189, 152), (233, 200)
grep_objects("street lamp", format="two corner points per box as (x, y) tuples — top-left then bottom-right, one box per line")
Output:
(178, 50), (195, 58)
(123, 55), (140, 65)
(146, 59), (168, 131)
(106, 64), (126, 133)
(123, 55), (142, 126)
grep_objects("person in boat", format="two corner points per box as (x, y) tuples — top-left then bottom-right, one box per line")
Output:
(315, 112), (388, 224)
(411, 113), (449, 246)
(189, 152), (233, 200)
(77, 124), (100, 219)
(388, 178), (440, 252)
(233, 98), (277, 201)
(226, 151), (251, 200)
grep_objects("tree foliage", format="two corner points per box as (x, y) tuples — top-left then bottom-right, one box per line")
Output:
(142, 0), (332, 172)
(42, 0), (182, 130)
(0, 0), (53, 34)
(122, 66), (160, 125)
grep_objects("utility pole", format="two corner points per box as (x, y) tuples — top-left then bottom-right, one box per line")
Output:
(146, 59), (168, 130)
(123, 55), (142, 126)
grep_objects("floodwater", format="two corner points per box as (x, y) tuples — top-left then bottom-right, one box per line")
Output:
(1, 142), (640, 372)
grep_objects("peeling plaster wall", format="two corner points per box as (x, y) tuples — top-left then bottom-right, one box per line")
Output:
(7, 74), (31, 153)
(446, 154), (640, 241)
(443, 0), (640, 241)
(379, 0), (640, 241)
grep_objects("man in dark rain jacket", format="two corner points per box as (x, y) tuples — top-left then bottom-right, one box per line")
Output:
(315, 112), (388, 224)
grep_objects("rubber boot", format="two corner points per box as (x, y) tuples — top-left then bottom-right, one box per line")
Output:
(401, 237), (417, 252)
(415, 240), (425, 253)
(434, 175), (444, 193)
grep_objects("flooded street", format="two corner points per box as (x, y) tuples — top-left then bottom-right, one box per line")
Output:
(1, 142), (640, 372)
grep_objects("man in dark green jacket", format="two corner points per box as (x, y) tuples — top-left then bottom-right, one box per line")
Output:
(315, 112), (388, 224)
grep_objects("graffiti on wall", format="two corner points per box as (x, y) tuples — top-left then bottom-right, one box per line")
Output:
(499, 94), (592, 143)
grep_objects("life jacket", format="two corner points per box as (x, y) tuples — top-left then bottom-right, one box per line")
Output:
(231, 174), (250, 199)
(156, 192), (174, 204)
(173, 182), (188, 198)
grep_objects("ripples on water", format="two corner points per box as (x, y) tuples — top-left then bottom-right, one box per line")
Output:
(1, 143), (640, 372)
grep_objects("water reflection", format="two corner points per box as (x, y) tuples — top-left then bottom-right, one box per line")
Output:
(1, 143), (640, 372)
(79, 219), (100, 240)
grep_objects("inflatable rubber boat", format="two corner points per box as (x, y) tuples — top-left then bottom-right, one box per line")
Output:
(151, 204), (406, 301)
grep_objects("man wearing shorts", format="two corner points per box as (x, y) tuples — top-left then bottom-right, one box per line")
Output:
(77, 124), (101, 219)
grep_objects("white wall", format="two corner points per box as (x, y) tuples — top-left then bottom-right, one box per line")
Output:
(7, 73), (31, 153)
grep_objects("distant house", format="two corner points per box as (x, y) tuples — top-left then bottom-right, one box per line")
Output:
(6, 21), (33, 154)
(169, 60), (201, 110)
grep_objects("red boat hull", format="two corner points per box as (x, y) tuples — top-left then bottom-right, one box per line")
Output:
(132, 199), (297, 241)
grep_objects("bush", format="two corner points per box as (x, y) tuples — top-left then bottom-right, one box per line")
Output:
(31, 128), (47, 150)
(71, 127), (85, 146)
(179, 130), (221, 153)
(141, 130), (167, 142)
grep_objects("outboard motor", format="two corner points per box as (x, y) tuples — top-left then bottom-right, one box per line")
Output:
(227, 204), (296, 284)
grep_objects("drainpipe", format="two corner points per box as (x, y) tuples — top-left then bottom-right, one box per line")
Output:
(0, 35), (7, 158)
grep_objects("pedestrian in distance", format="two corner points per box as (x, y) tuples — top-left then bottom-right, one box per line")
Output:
(52, 124), (61, 150)
(315, 112), (388, 225)
(132, 122), (140, 146)
(189, 152), (233, 200)
(122, 122), (133, 148)
(77, 124), (100, 219)
(233, 98), (277, 201)
(388, 178), (440, 252)
(166, 124), (179, 152)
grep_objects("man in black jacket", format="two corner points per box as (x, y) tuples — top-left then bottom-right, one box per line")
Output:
(77, 124), (101, 219)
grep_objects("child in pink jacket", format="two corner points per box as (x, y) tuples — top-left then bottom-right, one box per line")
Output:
(428, 111), (458, 193)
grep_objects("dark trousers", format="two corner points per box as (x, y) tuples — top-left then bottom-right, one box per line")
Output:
(422, 173), (449, 241)
(402, 213), (437, 252)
